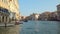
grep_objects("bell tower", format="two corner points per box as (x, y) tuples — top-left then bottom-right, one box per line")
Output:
(57, 4), (60, 20)
(57, 4), (60, 11)
(57, 4), (60, 14)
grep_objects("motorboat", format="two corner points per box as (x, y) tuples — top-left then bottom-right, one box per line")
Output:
(15, 21), (23, 25)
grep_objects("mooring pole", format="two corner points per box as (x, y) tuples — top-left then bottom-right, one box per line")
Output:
(5, 23), (7, 28)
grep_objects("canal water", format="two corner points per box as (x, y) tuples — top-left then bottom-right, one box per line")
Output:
(0, 21), (60, 34)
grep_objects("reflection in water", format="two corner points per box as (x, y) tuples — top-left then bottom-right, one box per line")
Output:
(0, 25), (19, 34)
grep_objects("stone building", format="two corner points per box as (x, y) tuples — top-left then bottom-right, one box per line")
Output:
(57, 4), (60, 11)
(39, 12), (51, 21)
(0, 7), (10, 23)
(20, 16), (27, 21)
(0, 0), (20, 23)
(49, 12), (58, 21)
(0, 0), (10, 23)
(57, 4), (60, 20)
(28, 13), (39, 20)
(7, 0), (20, 20)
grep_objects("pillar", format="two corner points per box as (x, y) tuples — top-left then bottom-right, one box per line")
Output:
(6, 17), (10, 23)
(1, 16), (2, 23)
(7, 17), (9, 23)
(4, 16), (6, 23)
(0, 16), (1, 23)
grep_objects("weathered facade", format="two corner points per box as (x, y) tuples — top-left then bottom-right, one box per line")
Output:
(0, 0), (20, 20)
(28, 13), (39, 20)
(0, 7), (10, 23)
(49, 12), (58, 21)
(8, 0), (20, 20)
(0, 0), (20, 23)
(57, 4), (60, 20)
(39, 12), (51, 21)
(0, 0), (10, 23)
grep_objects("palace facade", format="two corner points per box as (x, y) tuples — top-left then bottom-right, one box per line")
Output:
(0, 0), (20, 23)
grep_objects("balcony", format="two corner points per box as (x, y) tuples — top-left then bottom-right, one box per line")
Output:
(0, 7), (10, 15)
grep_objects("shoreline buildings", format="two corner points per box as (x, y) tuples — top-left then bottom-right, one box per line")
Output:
(23, 4), (60, 21)
(57, 4), (60, 20)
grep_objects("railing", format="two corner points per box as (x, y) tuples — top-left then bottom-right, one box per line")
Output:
(0, 7), (10, 15)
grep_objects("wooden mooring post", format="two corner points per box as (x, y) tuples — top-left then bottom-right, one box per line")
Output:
(4, 22), (7, 28)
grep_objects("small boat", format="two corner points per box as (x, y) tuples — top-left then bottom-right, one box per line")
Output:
(23, 20), (28, 22)
(15, 21), (23, 25)
(19, 21), (23, 24)
(19, 22), (23, 24)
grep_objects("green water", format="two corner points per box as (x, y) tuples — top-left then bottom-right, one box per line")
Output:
(0, 25), (20, 34)
(0, 21), (60, 34)
(20, 21), (60, 34)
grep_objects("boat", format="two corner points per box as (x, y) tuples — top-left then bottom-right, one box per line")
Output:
(15, 21), (23, 25)
(19, 22), (23, 24)
(23, 20), (28, 22)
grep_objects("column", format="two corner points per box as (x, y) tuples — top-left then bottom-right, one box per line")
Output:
(0, 16), (1, 23)
(2, 16), (4, 23)
(7, 17), (9, 23)
(6, 17), (8, 23)
(9, 18), (11, 23)
(4, 16), (6, 23)
(1, 16), (2, 23)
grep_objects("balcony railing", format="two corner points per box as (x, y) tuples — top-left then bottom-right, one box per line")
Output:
(0, 7), (10, 15)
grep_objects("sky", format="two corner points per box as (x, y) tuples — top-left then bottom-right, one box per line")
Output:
(18, 0), (60, 16)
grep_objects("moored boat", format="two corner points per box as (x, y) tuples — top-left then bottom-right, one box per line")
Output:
(23, 20), (28, 22)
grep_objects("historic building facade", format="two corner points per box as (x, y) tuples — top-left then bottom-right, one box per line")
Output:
(0, 0), (20, 23)
(7, 0), (20, 20)
(28, 13), (39, 20)
(57, 4), (60, 20)
(0, 0), (10, 23)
